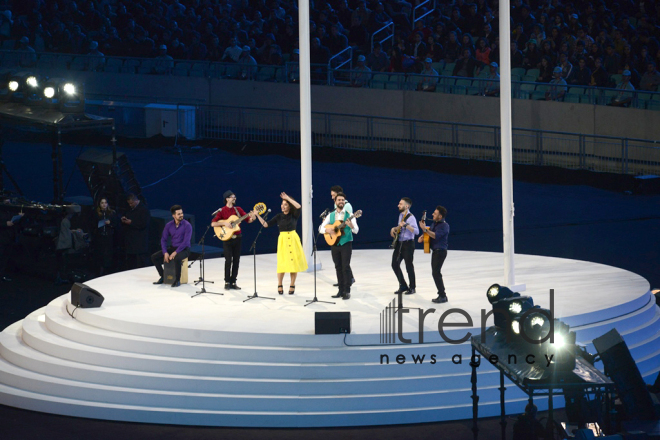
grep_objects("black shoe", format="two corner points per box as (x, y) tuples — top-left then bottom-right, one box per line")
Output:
(432, 296), (448, 304)
(394, 287), (409, 295)
(405, 288), (416, 295)
(171, 281), (181, 288)
(224, 282), (231, 290)
(331, 292), (344, 298)
(351, 278), (355, 285)
(153, 277), (164, 285)
(333, 282), (339, 287)
(342, 292), (351, 300)
(230, 283), (241, 290)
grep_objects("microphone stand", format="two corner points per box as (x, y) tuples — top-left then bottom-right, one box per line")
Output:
(191, 225), (223, 298)
(244, 211), (275, 302)
(305, 211), (335, 306)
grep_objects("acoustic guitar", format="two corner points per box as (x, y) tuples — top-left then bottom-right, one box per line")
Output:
(390, 212), (412, 248)
(421, 210), (430, 253)
(214, 202), (267, 241)
(324, 210), (363, 245)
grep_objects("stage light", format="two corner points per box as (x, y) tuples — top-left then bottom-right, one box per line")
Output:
(511, 318), (521, 335)
(8, 80), (18, 91)
(492, 296), (534, 329)
(63, 83), (76, 95)
(521, 308), (552, 342)
(486, 283), (519, 304)
(42, 78), (85, 112)
(26, 75), (38, 87)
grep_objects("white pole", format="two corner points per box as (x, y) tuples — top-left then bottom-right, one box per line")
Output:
(298, 0), (315, 266)
(499, 0), (524, 291)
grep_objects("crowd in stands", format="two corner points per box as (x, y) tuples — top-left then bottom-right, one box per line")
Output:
(2, 0), (660, 99)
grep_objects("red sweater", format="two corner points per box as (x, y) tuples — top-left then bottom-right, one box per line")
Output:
(212, 206), (252, 236)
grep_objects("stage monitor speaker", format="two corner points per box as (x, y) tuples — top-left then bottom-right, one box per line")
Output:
(76, 148), (144, 210)
(593, 328), (657, 421)
(71, 283), (105, 308)
(315, 312), (351, 335)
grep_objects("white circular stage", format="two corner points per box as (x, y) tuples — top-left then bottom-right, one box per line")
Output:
(0, 250), (657, 427)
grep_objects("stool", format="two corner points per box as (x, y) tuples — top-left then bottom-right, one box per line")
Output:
(180, 258), (188, 284)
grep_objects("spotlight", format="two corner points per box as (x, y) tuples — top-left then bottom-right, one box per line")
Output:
(492, 296), (534, 329)
(8, 80), (18, 91)
(26, 75), (38, 87)
(521, 307), (552, 343)
(487, 283), (519, 304)
(42, 78), (85, 112)
(3, 71), (36, 101)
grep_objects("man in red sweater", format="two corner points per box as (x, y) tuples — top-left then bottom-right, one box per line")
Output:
(211, 190), (256, 290)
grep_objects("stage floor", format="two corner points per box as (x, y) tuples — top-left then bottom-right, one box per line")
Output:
(0, 250), (657, 427)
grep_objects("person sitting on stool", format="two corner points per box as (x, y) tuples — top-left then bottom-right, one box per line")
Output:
(152, 205), (192, 287)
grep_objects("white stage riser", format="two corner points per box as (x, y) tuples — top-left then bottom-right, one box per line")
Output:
(0, 251), (654, 427)
(0, 383), (540, 427)
(20, 315), (660, 385)
(43, 297), (658, 364)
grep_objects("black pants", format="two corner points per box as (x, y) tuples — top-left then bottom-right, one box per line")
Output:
(223, 236), (242, 283)
(152, 246), (191, 282)
(331, 242), (352, 294)
(431, 249), (448, 297)
(392, 240), (415, 289)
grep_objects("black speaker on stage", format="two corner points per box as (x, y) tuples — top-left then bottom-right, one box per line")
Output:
(315, 312), (351, 334)
(71, 283), (105, 308)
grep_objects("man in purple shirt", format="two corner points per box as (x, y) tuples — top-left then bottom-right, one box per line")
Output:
(391, 197), (419, 295)
(151, 205), (193, 287)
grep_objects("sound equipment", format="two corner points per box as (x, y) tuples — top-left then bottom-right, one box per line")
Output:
(323, 210), (362, 245)
(593, 329), (657, 421)
(70, 282), (105, 308)
(214, 203), (267, 241)
(315, 312), (351, 334)
(76, 148), (144, 210)
(163, 258), (189, 284)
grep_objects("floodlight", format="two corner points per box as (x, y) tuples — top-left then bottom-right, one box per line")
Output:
(487, 283), (519, 304)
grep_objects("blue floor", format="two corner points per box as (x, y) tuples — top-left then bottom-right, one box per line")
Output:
(3, 140), (660, 288)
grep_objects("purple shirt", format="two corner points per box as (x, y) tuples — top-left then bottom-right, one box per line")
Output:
(161, 219), (192, 254)
(398, 212), (419, 241)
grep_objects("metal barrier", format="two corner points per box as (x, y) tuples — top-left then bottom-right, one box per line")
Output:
(370, 22), (395, 53)
(192, 104), (660, 175)
(413, 0), (436, 25)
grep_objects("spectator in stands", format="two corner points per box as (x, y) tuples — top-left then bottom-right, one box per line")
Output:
(453, 48), (479, 77)
(348, 14), (368, 49)
(388, 46), (405, 73)
(366, 43), (389, 72)
(541, 40), (557, 66)
(222, 37), (242, 63)
(640, 61), (660, 91)
(0, 10), (12, 43)
(417, 58), (439, 92)
(623, 62), (641, 89)
(327, 23), (348, 55)
(411, 32), (427, 71)
(523, 39), (542, 70)
(570, 58), (592, 86)
(571, 40), (588, 65)
(350, 55), (371, 88)
(590, 57), (611, 87)
(545, 66), (567, 101)
(352, 1), (371, 28)
(537, 56), (554, 82)
(558, 53), (574, 80)
(310, 37), (330, 66)
(461, 33), (475, 55)
(267, 44), (284, 66)
(86, 40), (105, 72)
(16, 36), (36, 68)
(511, 41), (524, 68)
(426, 35), (443, 63)
(153, 44), (174, 74)
(609, 70), (634, 107)
(238, 46), (257, 80)
(370, 2), (391, 33)
(169, 37), (187, 60)
(603, 44), (621, 74)
(483, 61), (500, 96)
(188, 32), (208, 60)
(475, 37), (491, 65)
(444, 31), (462, 63)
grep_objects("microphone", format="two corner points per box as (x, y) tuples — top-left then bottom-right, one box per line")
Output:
(211, 207), (223, 216)
(264, 208), (271, 219)
(319, 208), (330, 219)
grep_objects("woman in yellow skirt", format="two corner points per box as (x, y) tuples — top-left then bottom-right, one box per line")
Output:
(255, 192), (308, 294)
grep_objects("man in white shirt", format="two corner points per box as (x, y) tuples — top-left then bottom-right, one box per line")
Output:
(319, 192), (359, 300)
(330, 185), (355, 287)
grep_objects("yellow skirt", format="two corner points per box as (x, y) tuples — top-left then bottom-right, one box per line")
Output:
(276, 231), (308, 273)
